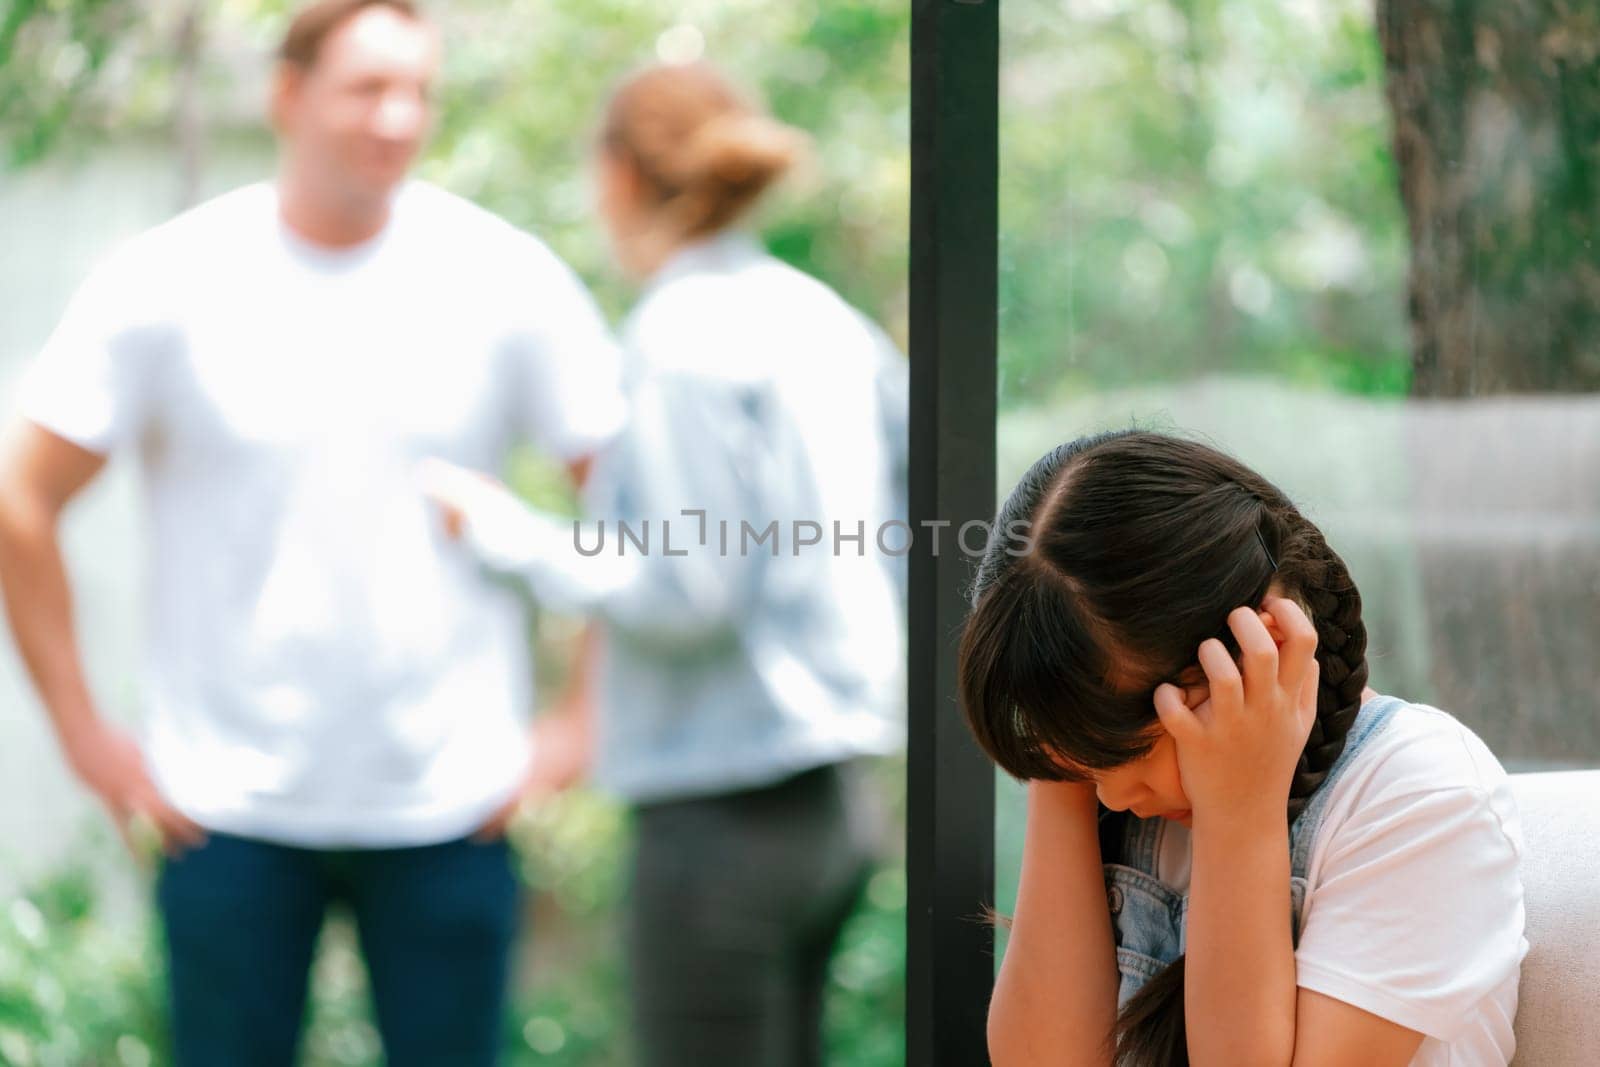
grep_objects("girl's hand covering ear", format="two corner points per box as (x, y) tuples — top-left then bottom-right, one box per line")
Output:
(1152, 597), (1320, 825)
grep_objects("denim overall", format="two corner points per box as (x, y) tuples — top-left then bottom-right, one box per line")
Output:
(1101, 695), (1403, 1007)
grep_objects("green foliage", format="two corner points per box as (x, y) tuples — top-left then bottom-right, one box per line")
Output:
(417, 0), (909, 332)
(823, 866), (907, 1066)
(0, 857), (169, 1067)
(0, 0), (137, 166)
(0, 801), (907, 1066)
(998, 0), (1411, 408)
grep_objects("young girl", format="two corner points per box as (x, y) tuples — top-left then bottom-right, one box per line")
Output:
(960, 430), (1526, 1067)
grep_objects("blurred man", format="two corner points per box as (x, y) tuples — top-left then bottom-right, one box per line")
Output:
(0, 1), (623, 1063)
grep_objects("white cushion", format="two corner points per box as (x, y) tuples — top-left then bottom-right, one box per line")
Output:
(1509, 770), (1600, 1065)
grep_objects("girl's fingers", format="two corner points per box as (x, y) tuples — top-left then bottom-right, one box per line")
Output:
(1195, 638), (1243, 719)
(1264, 596), (1319, 695)
(1297, 655), (1321, 734)
(1153, 683), (1200, 741)
(1228, 606), (1279, 706)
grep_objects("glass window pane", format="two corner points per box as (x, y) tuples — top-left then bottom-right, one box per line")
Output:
(996, 0), (1600, 929)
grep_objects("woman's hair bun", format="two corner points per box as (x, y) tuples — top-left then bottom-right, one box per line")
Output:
(686, 112), (805, 193)
(604, 62), (807, 240)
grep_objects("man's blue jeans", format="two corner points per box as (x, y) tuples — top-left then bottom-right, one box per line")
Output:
(156, 830), (519, 1067)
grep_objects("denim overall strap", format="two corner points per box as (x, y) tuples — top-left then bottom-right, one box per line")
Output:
(1289, 695), (1404, 877)
(1284, 694), (1404, 941)
(1121, 806), (1167, 870)
(1104, 694), (1407, 1006)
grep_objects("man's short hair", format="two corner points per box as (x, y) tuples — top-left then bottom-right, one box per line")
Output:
(278, 0), (422, 70)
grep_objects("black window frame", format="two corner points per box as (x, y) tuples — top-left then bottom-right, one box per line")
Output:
(906, 0), (999, 1063)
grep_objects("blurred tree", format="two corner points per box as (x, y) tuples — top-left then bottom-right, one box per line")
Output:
(997, 0), (1411, 407)
(1378, 0), (1600, 395)
(0, 0), (137, 166)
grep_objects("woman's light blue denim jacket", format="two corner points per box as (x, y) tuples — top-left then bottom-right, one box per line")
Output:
(465, 233), (907, 803)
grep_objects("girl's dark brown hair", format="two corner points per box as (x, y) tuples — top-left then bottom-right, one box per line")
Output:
(958, 429), (1369, 1066)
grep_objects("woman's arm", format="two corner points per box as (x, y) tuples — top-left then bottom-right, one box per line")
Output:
(425, 374), (781, 652)
(423, 460), (766, 653)
(989, 780), (1118, 1067)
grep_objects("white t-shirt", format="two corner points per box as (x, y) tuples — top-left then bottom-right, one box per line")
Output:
(1157, 701), (1527, 1066)
(19, 180), (626, 847)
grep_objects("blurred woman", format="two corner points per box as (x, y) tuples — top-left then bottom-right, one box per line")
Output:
(426, 62), (906, 1066)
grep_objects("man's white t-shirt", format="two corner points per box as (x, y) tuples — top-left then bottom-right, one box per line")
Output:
(1156, 700), (1527, 1065)
(19, 181), (626, 848)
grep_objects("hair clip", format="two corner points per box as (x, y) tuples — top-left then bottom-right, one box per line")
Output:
(1255, 526), (1279, 572)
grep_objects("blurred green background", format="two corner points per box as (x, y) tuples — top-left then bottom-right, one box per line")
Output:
(2, 2), (914, 1063)
(1, 0), (1502, 1063)
(1, 0), (1412, 401)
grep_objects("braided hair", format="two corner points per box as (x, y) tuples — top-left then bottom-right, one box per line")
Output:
(957, 429), (1370, 1066)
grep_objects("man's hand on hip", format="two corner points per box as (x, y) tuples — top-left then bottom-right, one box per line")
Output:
(64, 720), (206, 861)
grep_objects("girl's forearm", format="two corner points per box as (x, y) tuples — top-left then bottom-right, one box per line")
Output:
(990, 782), (1118, 1067)
(1184, 807), (1298, 1067)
